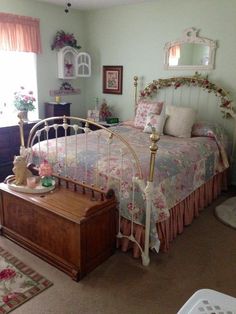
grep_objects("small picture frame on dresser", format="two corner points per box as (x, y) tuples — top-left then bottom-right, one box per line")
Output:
(87, 110), (99, 122)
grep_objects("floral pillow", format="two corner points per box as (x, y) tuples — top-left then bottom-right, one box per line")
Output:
(192, 121), (229, 168)
(191, 121), (228, 146)
(143, 110), (166, 135)
(134, 101), (163, 129)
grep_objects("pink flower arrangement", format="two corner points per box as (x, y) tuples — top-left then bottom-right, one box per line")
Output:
(39, 160), (52, 177)
(13, 86), (36, 111)
(51, 30), (81, 50)
(99, 101), (112, 121)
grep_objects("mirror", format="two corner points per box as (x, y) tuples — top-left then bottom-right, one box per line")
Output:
(164, 28), (217, 70)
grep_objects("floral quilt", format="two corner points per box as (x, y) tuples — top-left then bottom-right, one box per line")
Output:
(31, 123), (229, 250)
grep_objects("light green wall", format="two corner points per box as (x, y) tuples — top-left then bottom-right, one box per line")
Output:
(1, 0), (236, 121)
(84, 0), (236, 121)
(0, 0), (86, 118)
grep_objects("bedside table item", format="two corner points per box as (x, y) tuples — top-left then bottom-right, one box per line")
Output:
(106, 117), (119, 124)
(99, 121), (119, 127)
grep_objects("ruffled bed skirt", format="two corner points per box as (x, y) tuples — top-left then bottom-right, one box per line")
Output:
(118, 171), (228, 258)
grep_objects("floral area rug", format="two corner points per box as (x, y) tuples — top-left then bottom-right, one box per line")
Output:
(0, 246), (53, 313)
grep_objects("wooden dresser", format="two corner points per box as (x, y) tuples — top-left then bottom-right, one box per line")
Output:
(0, 183), (117, 281)
(0, 121), (39, 182)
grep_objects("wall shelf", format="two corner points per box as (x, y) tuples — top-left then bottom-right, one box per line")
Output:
(49, 89), (80, 96)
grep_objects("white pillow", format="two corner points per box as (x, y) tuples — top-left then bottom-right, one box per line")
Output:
(143, 112), (166, 134)
(164, 105), (196, 138)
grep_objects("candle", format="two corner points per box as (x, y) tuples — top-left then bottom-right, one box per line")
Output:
(27, 176), (37, 188)
(55, 96), (61, 103)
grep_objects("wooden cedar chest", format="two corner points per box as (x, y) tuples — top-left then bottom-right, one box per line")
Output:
(0, 183), (117, 281)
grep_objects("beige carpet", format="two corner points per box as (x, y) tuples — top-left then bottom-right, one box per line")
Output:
(0, 190), (236, 314)
(215, 197), (236, 229)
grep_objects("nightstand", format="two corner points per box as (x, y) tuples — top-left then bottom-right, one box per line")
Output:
(98, 121), (120, 128)
(45, 102), (71, 137)
(82, 120), (120, 131)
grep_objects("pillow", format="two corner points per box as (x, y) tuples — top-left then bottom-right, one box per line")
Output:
(134, 101), (163, 129)
(192, 121), (226, 140)
(164, 105), (196, 138)
(143, 112), (166, 134)
(192, 121), (229, 152)
(192, 121), (229, 168)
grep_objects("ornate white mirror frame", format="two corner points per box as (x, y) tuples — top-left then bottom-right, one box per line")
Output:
(164, 27), (217, 70)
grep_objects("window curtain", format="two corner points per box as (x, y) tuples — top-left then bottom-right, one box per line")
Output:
(0, 12), (42, 53)
(169, 45), (180, 58)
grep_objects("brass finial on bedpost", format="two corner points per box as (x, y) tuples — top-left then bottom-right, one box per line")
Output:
(148, 129), (160, 182)
(17, 112), (25, 150)
(134, 76), (138, 113)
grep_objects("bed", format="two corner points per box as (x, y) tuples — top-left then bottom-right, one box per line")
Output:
(18, 73), (236, 266)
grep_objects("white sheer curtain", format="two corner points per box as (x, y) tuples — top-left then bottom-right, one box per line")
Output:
(0, 12), (41, 125)
(0, 51), (38, 124)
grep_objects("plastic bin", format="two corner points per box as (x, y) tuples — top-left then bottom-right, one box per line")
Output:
(177, 289), (236, 314)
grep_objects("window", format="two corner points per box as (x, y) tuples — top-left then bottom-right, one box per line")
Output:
(0, 51), (38, 125)
(169, 46), (180, 66)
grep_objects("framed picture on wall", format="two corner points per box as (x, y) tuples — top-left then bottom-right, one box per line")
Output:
(103, 65), (123, 94)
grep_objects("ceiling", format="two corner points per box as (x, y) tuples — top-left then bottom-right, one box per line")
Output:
(34, 0), (150, 11)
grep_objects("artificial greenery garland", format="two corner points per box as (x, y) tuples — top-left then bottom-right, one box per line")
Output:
(140, 73), (233, 110)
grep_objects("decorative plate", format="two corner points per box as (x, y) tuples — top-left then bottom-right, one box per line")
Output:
(6, 177), (56, 194)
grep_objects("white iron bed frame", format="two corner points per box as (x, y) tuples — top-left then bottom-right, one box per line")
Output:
(18, 73), (236, 266)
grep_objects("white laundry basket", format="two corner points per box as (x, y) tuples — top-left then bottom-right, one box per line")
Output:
(177, 289), (236, 314)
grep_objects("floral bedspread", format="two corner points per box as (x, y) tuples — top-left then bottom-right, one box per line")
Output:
(31, 124), (228, 250)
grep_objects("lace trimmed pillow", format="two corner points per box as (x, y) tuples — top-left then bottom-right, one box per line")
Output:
(134, 101), (163, 129)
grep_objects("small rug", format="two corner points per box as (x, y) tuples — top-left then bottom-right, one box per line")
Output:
(215, 197), (236, 229)
(0, 246), (53, 313)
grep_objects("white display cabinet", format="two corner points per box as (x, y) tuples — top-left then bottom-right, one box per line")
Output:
(76, 52), (91, 77)
(58, 46), (91, 79)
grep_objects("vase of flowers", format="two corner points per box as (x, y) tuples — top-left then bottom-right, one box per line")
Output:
(14, 87), (36, 121)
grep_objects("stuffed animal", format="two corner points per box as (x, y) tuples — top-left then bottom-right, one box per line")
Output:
(12, 155), (32, 186)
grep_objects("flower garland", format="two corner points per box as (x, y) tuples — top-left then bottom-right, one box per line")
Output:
(140, 73), (234, 110)
(51, 30), (81, 50)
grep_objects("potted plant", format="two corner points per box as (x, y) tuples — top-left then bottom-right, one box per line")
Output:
(14, 87), (36, 121)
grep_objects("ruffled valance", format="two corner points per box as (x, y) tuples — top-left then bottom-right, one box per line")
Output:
(0, 12), (42, 53)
